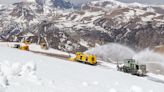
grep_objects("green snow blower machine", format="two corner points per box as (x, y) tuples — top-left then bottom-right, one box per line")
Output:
(117, 59), (147, 76)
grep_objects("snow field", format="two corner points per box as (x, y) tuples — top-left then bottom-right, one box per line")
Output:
(0, 43), (163, 92)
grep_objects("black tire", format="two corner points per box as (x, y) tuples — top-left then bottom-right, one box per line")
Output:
(123, 68), (127, 72)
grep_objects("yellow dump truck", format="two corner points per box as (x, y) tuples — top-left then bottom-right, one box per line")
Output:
(13, 44), (29, 51)
(69, 52), (97, 65)
(20, 45), (29, 51)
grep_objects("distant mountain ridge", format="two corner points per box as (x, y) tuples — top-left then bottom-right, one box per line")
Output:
(35, 0), (74, 9)
(0, 0), (163, 53)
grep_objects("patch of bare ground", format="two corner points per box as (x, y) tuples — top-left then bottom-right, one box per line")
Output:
(154, 45), (164, 55)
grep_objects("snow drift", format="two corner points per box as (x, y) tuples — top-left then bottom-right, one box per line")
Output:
(0, 61), (37, 87)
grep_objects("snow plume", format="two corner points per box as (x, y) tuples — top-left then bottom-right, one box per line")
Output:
(86, 43), (164, 63)
(86, 43), (164, 75)
(133, 49), (164, 65)
(133, 49), (164, 75)
(86, 43), (136, 62)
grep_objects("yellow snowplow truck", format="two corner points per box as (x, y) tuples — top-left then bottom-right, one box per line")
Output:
(20, 45), (29, 51)
(13, 44), (29, 51)
(69, 52), (97, 65)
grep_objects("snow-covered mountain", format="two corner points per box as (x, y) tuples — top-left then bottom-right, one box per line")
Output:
(26, 0), (36, 2)
(48, 0), (73, 9)
(35, 0), (73, 9)
(0, 0), (164, 53)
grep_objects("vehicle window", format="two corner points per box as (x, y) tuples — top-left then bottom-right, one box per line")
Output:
(86, 57), (88, 61)
(92, 57), (95, 61)
(80, 56), (82, 60)
(136, 65), (139, 70)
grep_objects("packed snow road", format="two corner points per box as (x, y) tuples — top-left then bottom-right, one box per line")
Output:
(0, 46), (164, 92)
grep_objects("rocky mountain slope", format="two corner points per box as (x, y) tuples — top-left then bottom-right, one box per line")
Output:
(0, 0), (164, 53)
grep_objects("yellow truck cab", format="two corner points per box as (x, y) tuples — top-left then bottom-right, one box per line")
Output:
(75, 52), (97, 65)
(20, 45), (29, 51)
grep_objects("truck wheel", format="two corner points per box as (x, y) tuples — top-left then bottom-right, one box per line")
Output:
(123, 68), (127, 72)
(137, 70), (143, 76)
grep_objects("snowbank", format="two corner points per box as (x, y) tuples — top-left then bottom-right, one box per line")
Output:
(0, 61), (37, 87)
(0, 42), (69, 56)
(29, 44), (69, 56)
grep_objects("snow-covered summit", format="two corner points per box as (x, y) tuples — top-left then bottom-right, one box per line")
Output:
(128, 2), (148, 7)
(89, 0), (127, 9)
(87, 0), (150, 9)
(25, 0), (36, 3)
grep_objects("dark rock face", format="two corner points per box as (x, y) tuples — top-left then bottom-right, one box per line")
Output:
(114, 25), (164, 50)
(10, 2), (38, 21)
(93, 17), (164, 50)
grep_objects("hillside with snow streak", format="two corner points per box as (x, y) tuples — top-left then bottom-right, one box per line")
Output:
(0, 45), (163, 92)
